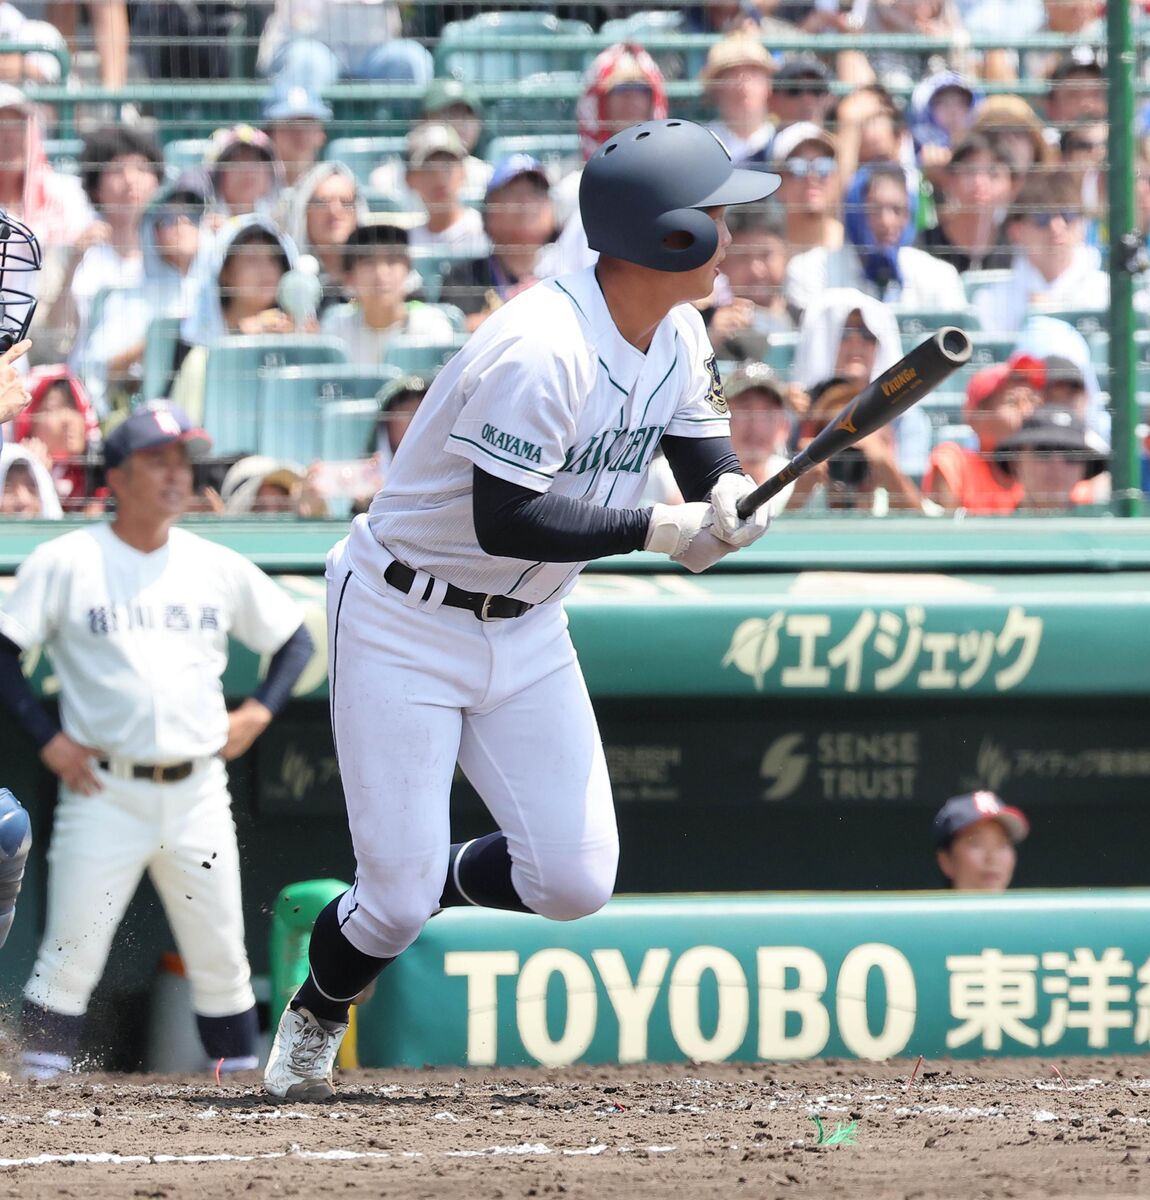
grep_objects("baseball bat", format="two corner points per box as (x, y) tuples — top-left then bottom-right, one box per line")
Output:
(735, 326), (974, 518)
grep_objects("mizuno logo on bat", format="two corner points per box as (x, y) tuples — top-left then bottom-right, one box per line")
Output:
(836, 404), (858, 433)
(881, 367), (918, 397)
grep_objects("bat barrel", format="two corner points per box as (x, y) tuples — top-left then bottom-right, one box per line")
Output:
(733, 326), (974, 520)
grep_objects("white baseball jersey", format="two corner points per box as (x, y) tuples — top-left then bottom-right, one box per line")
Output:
(368, 265), (729, 604)
(0, 524), (303, 761)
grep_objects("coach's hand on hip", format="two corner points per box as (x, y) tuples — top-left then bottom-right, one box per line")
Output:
(221, 698), (274, 761)
(0, 339), (33, 424)
(40, 731), (103, 796)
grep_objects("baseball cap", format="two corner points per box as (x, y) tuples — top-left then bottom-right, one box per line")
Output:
(378, 372), (433, 412)
(1042, 355), (1087, 392)
(104, 402), (211, 469)
(997, 408), (1109, 478)
(770, 121), (837, 165)
(725, 361), (786, 406)
(261, 83), (332, 123)
(701, 33), (776, 84)
(0, 83), (33, 116)
(486, 153), (549, 198)
(774, 55), (831, 89)
(406, 122), (467, 168)
(422, 78), (483, 118)
(933, 791), (1029, 848)
(963, 352), (1045, 420)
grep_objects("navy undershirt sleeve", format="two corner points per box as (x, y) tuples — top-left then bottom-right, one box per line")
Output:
(0, 633), (60, 749)
(660, 435), (743, 502)
(472, 468), (651, 562)
(252, 623), (314, 717)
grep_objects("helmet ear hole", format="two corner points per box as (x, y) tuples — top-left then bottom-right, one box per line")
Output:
(662, 229), (695, 251)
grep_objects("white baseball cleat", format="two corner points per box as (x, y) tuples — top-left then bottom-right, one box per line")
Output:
(263, 1006), (347, 1101)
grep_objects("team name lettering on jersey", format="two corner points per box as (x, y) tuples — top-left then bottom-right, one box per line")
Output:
(561, 423), (666, 477)
(481, 423), (544, 465)
(87, 604), (221, 636)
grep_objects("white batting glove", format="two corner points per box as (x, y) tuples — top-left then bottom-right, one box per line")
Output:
(644, 502), (712, 559)
(709, 472), (773, 548)
(645, 503), (738, 574)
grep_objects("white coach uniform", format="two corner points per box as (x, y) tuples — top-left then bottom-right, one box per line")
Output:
(0, 524), (303, 1024)
(327, 264), (729, 959)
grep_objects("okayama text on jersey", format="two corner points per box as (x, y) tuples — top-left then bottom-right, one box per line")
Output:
(368, 266), (730, 604)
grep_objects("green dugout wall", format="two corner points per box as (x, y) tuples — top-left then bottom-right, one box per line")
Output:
(1, 517), (1149, 1061)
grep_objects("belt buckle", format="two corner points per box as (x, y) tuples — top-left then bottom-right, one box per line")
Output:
(478, 594), (499, 622)
(152, 764), (166, 784)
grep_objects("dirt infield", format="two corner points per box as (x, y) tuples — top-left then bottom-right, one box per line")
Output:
(2, 1058), (1150, 1199)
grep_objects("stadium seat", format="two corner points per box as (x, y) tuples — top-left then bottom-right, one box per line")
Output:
(43, 136), (82, 174)
(258, 363), (405, 462)
(408, 251), (480, 304)
(1025, 307), (1107, 337)
(324, 136), (409, 188)
(894, 309), (980, 342)
(483, 133), (581, 180)
(487, 72), (583, 140)
(598, 8), (700, 80)
(382, 334), (469, 375)
(434, 11), (595, 84)
(764, 332), (799, 374)
(320, 398), (383, 461)
(200, 335), (349, 457)
(163, 138), (211, 175)
(141, 316), (183, 402)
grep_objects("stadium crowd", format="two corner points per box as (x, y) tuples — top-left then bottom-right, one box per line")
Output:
(0, 0), (1146, 520)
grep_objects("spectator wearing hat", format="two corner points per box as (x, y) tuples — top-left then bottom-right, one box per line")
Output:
(724, 362), (798, 512)
(934, 791), (1028, 891)
(320, 223), (455, 369)
(771, 122), (845, 257)
(262, 84), (332, 189)
(771, 56), (833, 133)
(974, 168), (1108, 335)
(787, 161), (965, 315)
(0, 442), (61, 518)
(705, 203), (794, 361)
(370, 80), (493, 211)
(1046, 48), (1107, 129)
(440, 156), (556, 333)
(970, 95), (1054, 180)
(700, 33), (778, 167)
(218, 455), (326, 518)
(404, 123), (487, 258)
(998, 407), (1109, 511)
(907, 72), (981, 190)
(923, 353), (1044, 513)
(918, 132), (1015, 275)
(203, 125), (287, 224)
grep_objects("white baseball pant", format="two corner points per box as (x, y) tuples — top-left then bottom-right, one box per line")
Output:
(326, 531), (619, 960)
(24, 757), (255, 1019)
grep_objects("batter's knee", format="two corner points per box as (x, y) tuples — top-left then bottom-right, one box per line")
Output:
(340, 877), (441, 957)
(516, 849), (618, 923)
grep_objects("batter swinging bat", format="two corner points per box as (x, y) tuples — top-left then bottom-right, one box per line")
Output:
(735, 326), (974, 519)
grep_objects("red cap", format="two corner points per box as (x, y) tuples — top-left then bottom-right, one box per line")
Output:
(963, 353), (1045, 421)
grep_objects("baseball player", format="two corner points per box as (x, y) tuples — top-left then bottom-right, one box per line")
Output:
(933, 791), (1029, 892)
(0, 402), (314, 1078)
(264, 119), (781, 1100)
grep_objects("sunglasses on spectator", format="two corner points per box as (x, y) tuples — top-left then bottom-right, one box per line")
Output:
(779, 84), (828, 97)
(785, 156), (836, 179)
(1025, 210), (1082, 227)
(1066, 137), (1106, 153)
(155, 208), (199, 229)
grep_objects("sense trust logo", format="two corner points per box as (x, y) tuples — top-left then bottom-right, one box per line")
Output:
(759, 734), (809, 801)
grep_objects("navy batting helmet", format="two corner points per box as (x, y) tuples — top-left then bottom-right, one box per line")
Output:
(580, 120), (782, 273)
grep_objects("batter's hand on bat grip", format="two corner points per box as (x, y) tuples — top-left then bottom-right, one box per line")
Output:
(710, 472), (773, 547)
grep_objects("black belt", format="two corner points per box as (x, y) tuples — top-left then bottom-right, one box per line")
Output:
(97, 759), (196, 783)
(384, 561), (533, 621)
